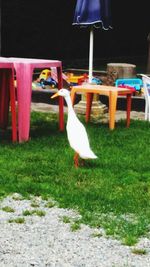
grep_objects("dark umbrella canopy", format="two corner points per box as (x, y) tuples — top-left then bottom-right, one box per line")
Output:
(73, 0), (112, 29)
(73, 0), (112, 82)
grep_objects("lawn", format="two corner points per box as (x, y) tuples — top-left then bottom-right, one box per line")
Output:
(0, 111), (150, 246)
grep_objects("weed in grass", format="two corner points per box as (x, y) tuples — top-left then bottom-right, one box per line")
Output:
(91, 231), (103, 238)
(2, 206), (15, 213)
(41, 195), (49, 201)
(23, 209), (46, 217)
(131, 248), (147, 255)
(61, 215), (71, 224)
(70, 220), (81, 232)
(23, 210), (34, 216)
(8, 217), (25, 224)
(11, 193), (24, 201)
(45, 200), (56, 208)
(122, 236), (139, 247)
(30, 201), (40, 208)
(92, 212), (149, 246)
(34, 210), (46, 217)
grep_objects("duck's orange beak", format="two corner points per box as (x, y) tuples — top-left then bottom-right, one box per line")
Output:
(51, 92), (59, 99)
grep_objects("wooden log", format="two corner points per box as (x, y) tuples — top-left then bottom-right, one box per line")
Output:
(106, 63), (136, 86)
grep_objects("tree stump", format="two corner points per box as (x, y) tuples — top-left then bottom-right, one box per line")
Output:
(106, 63), (137, 86)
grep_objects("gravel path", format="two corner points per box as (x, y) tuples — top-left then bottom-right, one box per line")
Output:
(31, 102), (145, 122)
(0, 194), (150, 267)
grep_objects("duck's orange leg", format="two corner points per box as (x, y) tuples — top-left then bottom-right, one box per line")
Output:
(74, 153), (79, 168)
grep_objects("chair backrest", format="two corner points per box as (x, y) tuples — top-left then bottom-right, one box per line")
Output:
(141, 74), (150, 100)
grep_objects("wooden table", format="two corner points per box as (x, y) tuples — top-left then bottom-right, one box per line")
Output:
(71, 84), (133, 129)
(0, 57), (64, 142)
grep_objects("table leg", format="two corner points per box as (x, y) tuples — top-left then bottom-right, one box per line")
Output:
(0, 70), (10, 129)
(86, 93), (93, 123)
(7, 69), (17, 142)
(57, 66), (64, 131)
(15, 64), (32, 142)
(70, 89), (76, 105)
(109, 90), (118, 130)
(126, 94), (131, 127)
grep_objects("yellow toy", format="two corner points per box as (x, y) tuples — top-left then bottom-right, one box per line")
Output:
(38, 69), (51, 82)
(66, 73), (87, 85)
(37, 69), (57, 89)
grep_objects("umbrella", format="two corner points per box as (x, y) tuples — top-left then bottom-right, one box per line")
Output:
(73, 0), (112, 83)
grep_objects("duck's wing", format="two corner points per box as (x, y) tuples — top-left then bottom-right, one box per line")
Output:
(67, 112), (90, 155)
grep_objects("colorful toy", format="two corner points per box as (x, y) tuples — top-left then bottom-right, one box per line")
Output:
(66, 73), (102, 86)
(40, 77), (57, 89)
(38, 69), (51, 81)
(66, 73), (86, 86)
(37, 69), (57, 89)
(91, 77), (102, 85)
(115, 78), (143, 91)
(36, 70), (102, 90)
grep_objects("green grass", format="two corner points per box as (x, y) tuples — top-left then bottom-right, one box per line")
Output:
(22, 209), (46, 217)
(70, 220), (81, 232)
(60, 215), (71, 224)
(45, 200), (56, 208)
(8, 217), (25, 224)
(91, 231), (103, 238)
(0, 111), (150, 245)
(30, 201), (40, 208)
(131, 248), (147, 255)
(2, 206), (15, 213)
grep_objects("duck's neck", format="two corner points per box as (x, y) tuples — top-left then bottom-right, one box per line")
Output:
(64, 95), (75, 114)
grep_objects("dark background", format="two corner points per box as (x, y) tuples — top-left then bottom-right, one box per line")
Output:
(1, 0), (150, 70)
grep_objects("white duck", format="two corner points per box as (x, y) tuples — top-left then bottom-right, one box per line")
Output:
(51, 89), (97, 167)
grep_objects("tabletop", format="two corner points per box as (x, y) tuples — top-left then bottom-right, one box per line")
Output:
(71, 84), (132, 93)
(0, 57), (62, 67)
(0, 62), (14, 68)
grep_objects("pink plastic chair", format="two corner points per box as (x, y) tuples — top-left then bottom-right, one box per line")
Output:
(0, 62), (17, 142)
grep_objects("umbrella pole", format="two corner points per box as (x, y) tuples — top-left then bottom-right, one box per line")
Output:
(89, 26), (94, 83)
